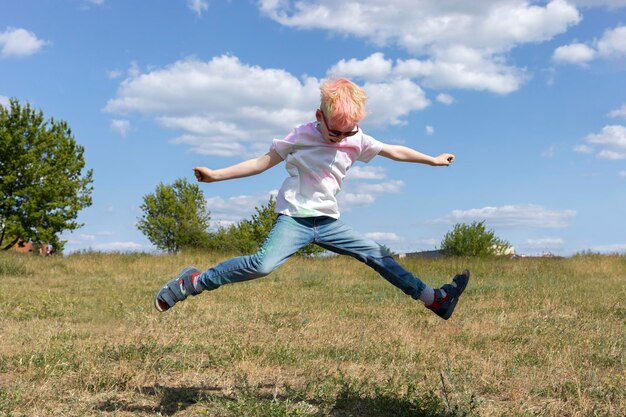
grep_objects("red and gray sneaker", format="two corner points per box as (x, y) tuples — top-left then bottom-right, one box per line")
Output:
(154, 266), (203, 312)
(427, 269), (470, 320)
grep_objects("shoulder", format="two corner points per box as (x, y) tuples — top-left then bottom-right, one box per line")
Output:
(359, 132), (385, 148)
(272, 121), (319, 157)
(284, 121), (319, 143)
(352, 131), (385, 162)
(294, 121), (319, 136)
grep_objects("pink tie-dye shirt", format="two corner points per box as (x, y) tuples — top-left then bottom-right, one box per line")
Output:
(271, 121), (383, 218)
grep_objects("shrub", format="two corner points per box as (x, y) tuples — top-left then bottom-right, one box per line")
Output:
(440, 221), (511, 257)
(204, 196), (325, 256)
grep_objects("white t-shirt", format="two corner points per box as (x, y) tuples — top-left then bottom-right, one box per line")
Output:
(271, 121), (384, 218)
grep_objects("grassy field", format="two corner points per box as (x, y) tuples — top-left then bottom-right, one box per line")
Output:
(0, 251), (624, 417)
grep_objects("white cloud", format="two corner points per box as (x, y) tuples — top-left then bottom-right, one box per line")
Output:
(0, 27), (47, 58)
(62, 231), (114, 245)
(347, 166), (387, 180)
(127, 61), (140, 78)
(553, 25), (626, 65)
(0, 95), (9, 108)
(328, 52), (394, 82)
(608, 105), (626, 119)
(107, 69), (122, 79)
(436, 93), (454, 105)
(525, 238), (564, 249)
(340, 193), (376, 207)
(339, 180), (404, 210)
(419, 238), (439, 247)
(64, 234), (95, 245)
(365, 232), (400, 241)
(260, 0), (580, 94)
(425, 125), (434, 135)
(364, 78), (430, 125)
(187, 0), (209, 16)
(105, 56), (320, 156)
(542, 145), (555, 158)
(582, 125), (626, 160)
(110, 119), (130, 137)
(573, 144), (593, 154)
(596, 26), (626, 58)
(205, 191), (278, 228)
(394, 47), (527, 94)
(327, 55), (432, 120)
(105, 55), (436, 156)
(61, 230), (146, 253)
(552, 43), (596, 65)
(355, 180), (404, 195)
(93, 241), (144, 252)
(597, 149), (626, 160)
(259, 1), (580, 53)
(590, 243), (626, 254)
(619, 170), (626, 177)
(568, 0), (626, 8)
(435, 204), (576, 228)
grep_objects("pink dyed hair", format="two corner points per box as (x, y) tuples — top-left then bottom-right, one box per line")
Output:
(320, 78), (367, 129)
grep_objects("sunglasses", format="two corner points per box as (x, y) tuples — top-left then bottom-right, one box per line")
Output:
(320, 110), (359, 138)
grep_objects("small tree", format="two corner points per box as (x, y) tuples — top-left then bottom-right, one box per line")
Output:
(237, 195), (280, 252)
(0, 99), (93, 252)
(206, 196), (325, 255)
(137, 178), (211, 253)
(440, 221), (511, 257)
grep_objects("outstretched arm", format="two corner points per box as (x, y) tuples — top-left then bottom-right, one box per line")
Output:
(193, 149), (284, 183)
(378, 144), (455, 166)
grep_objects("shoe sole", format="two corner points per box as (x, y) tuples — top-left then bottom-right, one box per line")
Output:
(441, 269), (470, 320)
(154, 295), (169, 312)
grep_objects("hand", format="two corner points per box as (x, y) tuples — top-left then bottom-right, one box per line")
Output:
(193, 166), (216, 182)
(433, 153), (455, 166)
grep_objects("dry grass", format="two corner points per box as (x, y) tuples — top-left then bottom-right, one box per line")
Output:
(0, 251), (624, 416)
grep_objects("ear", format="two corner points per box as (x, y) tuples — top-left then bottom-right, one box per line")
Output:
(315, 109), (322, 122)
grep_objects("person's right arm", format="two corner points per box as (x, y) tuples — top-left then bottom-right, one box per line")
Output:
(193, 148), (284, 183)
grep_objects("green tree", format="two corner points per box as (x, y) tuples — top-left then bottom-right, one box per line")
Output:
(206, 195), (281, 253)
(236, 195), (280, 252)
(206, 196), (325, 256)
(137, 178), (211, 253)
(440, 221), (511, 257)
(0, 99), (93, 252)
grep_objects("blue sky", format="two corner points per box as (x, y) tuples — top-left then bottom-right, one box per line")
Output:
(2, 0), (625, 256)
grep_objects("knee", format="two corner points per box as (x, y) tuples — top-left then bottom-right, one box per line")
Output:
(250, 253), (277, 277)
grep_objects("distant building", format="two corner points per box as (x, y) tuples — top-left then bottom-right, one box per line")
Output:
(399, 246), (516, 258)
(13, 240), (51, 255)
(399, 250), (444, 259)
(493, 245), (515, 257)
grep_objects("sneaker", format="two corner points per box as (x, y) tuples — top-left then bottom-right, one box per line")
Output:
(427, 269), (470, 320)
(154, 266), (202, 312)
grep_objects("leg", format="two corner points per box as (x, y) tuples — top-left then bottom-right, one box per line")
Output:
(154, 215), (313, 312)
(314, 218), (469, 319)
(313, 217), (427, 300)
(198, 215), (313, 290)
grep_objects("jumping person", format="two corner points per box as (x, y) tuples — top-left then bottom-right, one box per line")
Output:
(154, 78), (469, 320)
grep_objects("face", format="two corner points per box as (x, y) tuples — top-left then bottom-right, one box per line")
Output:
(317, 109), (359, 143)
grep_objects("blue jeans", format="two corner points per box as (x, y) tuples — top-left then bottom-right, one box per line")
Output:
(198, 215), (426, 300)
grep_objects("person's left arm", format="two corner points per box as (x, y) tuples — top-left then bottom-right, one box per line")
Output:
(378, 143), (455, 166)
